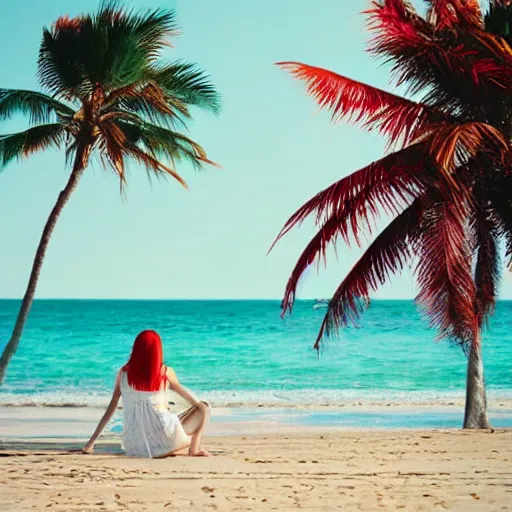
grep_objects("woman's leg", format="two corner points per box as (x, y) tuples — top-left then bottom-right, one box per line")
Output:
(178, 401), (211, 456)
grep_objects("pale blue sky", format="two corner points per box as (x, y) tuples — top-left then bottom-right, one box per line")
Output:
(0, 0), (510, 299)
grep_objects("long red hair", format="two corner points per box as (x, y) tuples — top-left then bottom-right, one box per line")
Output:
(123, 330), (165, 391)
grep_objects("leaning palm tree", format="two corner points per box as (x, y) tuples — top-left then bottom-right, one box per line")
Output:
(271, 0), (512, 429)
(0, 1), (220, 382)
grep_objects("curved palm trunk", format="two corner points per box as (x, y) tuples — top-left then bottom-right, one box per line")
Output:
(463, 332), (491, 429)
(0, 144), (91, 383)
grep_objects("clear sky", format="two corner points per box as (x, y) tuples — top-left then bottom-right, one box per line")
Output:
(0, 0), (510, 300)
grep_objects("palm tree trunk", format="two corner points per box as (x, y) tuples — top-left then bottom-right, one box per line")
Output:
(463, 331), (491, 429)
(0, 144), (91, 384)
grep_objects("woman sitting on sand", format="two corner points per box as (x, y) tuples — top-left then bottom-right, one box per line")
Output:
(82, 330), (211, 457)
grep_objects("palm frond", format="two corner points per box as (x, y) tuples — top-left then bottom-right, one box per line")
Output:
(270, 143), (433, 251)
(472, 204), (500, 328)
(469, 28), (512, 65)
(367, 0), (512, 109)
(98, 121), (127, 186)
(116, 120), (217, 169)
(415, 194), (477, 347)
(149, 62), (221, 114)
(426, 0), (483, 29)
(0, 89), (74, 124)
(118, 4), (177, 60)
(0, 123), (64, 168)
(428, 122), (508, 174)
(103, 82), (189, 127)
(276, 62), (448, 147)
(93, 2), (177, 89)
(38, 2), (179, 98)
(311, 195), (426, 349)
(485, 1), (512, 46)
(38, 22), (89, 99)
(123, 144), (188, 188)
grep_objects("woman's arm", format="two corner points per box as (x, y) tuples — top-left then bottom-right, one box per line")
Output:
(82, 370), (122, 454)
(165, 367), (205, 408)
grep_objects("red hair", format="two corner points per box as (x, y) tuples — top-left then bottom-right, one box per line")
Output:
(123, 330), (165, 391)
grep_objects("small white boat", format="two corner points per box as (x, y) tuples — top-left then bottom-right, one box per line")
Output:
(313, 299), (330, 310)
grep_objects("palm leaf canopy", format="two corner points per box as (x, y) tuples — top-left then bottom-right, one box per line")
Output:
(273, 0), (512, 351)
(0, 0), (220, 188)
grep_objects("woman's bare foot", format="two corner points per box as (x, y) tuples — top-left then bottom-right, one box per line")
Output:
(189, 449), (211, 457)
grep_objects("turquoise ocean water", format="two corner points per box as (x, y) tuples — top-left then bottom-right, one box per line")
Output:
(0, 299), (511, 411)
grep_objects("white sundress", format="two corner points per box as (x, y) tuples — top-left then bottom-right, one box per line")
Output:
(120, 371), (191, 458)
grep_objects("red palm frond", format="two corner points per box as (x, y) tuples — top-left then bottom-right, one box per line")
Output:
(280, 214), (345, 316)
(472, 203), (501, 327)
(428, 122), (508, 174)
(454, 0), (483, 26)
(367, 0), (512, 95)
(270, 143), (432, 251)
(415, 194), (477, 346)
(427, 1), (459, 29)
(312, 195), (426, 349)
(366, 0), (433, 56)
(470, 29), (512, 64)
(426, 1), (483, 29)
(276, 62), (447, 147)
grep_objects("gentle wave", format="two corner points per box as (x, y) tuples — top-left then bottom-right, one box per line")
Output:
(2, 388), (512, 408)
(1, 301), (512, 409)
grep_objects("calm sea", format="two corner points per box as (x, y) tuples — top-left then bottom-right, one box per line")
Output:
(0, 299), (511, 408)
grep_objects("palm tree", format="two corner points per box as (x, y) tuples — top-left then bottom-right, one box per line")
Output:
(0, 1), (220, 383)
(271, 0), (512, 429)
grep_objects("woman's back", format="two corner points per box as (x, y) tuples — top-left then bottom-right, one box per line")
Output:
(83, 330), (210, 458)
(120, 371), (189, 458)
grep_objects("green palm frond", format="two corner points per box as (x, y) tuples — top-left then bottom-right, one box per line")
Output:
(0, 123), (64, 168)
(38, 2), (178, 99)
(103, 82), (189, 128)
(113, 94), (188, 127)
(93, 2), (177, 90)
(129, 6), (177, 59)
(118, 120), (216, 168)
(124, 144), (188, 188)
(0, 89), (74, 124)
(19, 3), (219, 188)
(150, 62), (221, 114)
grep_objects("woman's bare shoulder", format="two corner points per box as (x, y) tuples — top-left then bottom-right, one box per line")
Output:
(165, 365), (178, 381)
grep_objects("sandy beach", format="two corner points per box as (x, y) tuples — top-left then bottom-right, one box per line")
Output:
(2, 429), (511, 511)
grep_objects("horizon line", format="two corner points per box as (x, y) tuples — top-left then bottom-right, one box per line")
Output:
(0, 297), (512, 302)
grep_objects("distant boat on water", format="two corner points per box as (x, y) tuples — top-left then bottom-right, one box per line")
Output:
(313, 299), (330, 310)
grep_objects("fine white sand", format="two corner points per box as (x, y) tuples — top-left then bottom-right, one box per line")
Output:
(2, 430), (511, 511)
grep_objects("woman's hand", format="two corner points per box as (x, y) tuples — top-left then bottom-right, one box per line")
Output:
(81, 371), (122, 456)
(82, 441), (94, 454)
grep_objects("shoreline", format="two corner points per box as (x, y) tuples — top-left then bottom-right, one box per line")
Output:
(1, 396), (512, 409)
(0, 390), (512, 410)
(2, 402), (512, 439)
